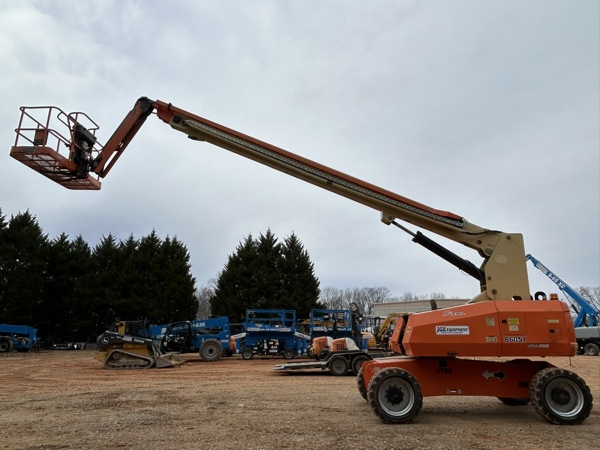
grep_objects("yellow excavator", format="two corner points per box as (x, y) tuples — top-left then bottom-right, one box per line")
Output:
(362, 313), (402, 353)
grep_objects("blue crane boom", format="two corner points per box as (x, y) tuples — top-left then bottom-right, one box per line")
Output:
(526, 254), (599, 327)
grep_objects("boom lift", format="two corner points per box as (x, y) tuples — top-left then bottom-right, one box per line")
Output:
(10, 97), (593, 424)
(526, 254), (600, 356)
(526, 254), (599, 328)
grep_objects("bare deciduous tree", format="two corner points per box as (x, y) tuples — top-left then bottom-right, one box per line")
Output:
(195, 281), (216, 319)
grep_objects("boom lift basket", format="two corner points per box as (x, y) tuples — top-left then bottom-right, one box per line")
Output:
(10, 105), (102, 190)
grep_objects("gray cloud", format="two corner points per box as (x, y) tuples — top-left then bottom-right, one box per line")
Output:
(1, 1), (598, 299)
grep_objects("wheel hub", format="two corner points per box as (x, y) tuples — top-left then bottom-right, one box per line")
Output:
(385, 385), (404, 405)
(550, 387), (571, 406)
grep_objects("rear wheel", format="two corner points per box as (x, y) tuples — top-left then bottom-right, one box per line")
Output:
(242, 348), (253, 360)
(583, 342), (599, 356)
(367, 367), (423, 424)
(529, 367), (592, 425)
(283, 348), (295, 360)
(199, 338), (222, 362)
(328, 356), (349, 376)
(356, 366), (368, 400)
(0, 338), (13, 353)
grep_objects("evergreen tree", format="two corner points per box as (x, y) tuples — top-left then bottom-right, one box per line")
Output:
(211, 235), (258, 321)
(280, 232), (322, 318)
(253, 230), (283, 309)
(91, 231), (197, 327)
(127, 231), (196, 323)
(156, 235), (197, 322)
(0, 211), (48, 326)
(89, 234), (123, 333)
(42, 234), (93, 342)
(68, 235), (96, 340)
(0, 209), (8, 308)
(210, 230), (321, 321)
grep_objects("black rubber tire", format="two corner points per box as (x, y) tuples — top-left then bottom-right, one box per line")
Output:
(199, 338), (222, 362)
(283, 348), (295, 360)
(351, 355), (370, 375)
(367, 367), (423, 424)
(497, 397), (530, 406)
(0, 338), (13, 353)
(583, 342), (599, 356)
(356, 366), (368, 401)
(242, 348), (253, 360)
(316, 349), (329, 361)
(529, 367), (593, 425)
(328, 356), (349, 376)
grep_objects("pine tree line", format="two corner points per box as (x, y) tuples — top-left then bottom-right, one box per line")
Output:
(210, 230), (323, 322)
(0, 209), (196, 344)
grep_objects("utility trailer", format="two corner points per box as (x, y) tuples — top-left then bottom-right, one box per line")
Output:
(232, 309), (309, 360)
(307, 308), (369, 356)
(0, 324), (38, 353)
(274, 338), (373, 376)
(275, 303), (375, 375)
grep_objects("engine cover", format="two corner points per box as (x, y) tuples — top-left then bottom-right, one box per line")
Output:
(401, 299), (576, 358)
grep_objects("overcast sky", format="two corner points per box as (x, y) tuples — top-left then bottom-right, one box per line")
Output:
(1, 1), (598, 301)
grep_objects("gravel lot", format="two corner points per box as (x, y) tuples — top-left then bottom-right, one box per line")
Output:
(1, 350), (598, 450)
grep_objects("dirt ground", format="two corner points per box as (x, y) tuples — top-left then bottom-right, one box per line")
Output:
(1, 351), (598, 450)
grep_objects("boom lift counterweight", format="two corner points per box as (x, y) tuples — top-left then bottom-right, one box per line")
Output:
(10, 96), (593, 425)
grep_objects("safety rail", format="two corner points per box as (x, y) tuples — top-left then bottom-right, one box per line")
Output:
(10, 105), (103, 190)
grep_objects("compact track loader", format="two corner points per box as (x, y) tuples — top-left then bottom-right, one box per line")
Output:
(95, 321), (181, 369)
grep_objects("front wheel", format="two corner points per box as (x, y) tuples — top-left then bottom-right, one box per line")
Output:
(283, 348), (295, 360)
(241, 348), (253, 360)
(584, 342), (599, 356)
(529, 367), (593, 425)
(367, 367), (423, 424)
(199, 338), (222, 362)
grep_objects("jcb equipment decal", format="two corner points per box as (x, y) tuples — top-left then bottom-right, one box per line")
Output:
(436, 326), (470, 335)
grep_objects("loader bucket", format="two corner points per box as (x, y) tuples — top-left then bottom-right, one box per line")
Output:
(155, 352), (183, 368)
